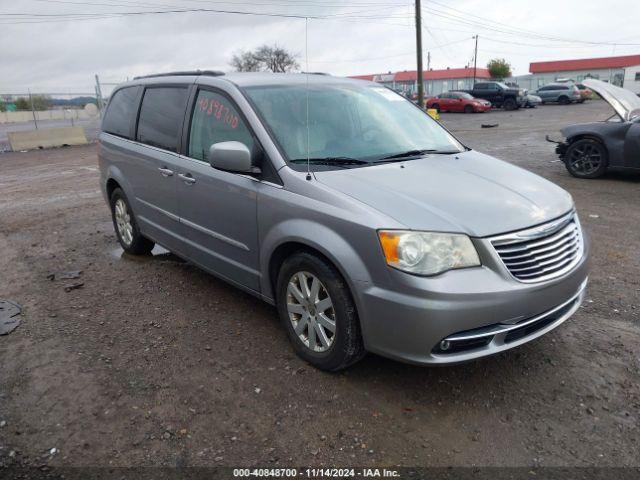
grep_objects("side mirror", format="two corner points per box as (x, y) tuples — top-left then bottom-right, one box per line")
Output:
(208, 141), (259, 174)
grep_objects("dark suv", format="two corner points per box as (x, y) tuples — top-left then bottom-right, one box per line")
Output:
(462, 82), (525, 110)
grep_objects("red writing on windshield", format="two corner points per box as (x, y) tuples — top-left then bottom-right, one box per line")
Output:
(198, 97), (239, 129)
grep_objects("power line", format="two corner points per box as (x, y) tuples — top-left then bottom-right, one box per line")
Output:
(421, 5), (640, 46)
(308, 36), (470, 64)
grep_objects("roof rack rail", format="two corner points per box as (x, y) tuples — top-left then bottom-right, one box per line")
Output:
(301, 71), (331, 76)
(133, 70), (225, 80)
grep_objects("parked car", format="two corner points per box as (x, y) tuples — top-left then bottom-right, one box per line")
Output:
(536, 83), (582, 104)
(575, 84), (593, 101)
(99, 71), (589, 371)
(461, 81), (526, 110)
(549, 79), (640, 178)
(426, 91), (491, 113)
(524, 93), (542, 108)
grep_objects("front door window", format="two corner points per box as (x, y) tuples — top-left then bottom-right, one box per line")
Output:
(188, 90), (255, 161)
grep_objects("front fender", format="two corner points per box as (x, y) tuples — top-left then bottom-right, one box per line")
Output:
(562, 122), (628, 166)
(259, 219), (372, 301)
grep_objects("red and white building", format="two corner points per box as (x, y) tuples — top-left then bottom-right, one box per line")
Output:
(514, 54), (640, 93)
(350, 67), (491, 96)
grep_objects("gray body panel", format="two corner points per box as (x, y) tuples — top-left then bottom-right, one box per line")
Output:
(174, 154), (261, 291)
(99, 72), (590, 365)
(314, 151), (573, 237)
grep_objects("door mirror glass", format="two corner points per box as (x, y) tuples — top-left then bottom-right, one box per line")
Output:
(208, 141), (254, 173)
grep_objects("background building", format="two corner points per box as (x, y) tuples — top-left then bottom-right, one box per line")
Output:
(350, 67), (491, 96)
(512, 54), (640, 93)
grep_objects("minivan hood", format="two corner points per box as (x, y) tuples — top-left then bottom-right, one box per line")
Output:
(584, 78), (640, 122)
(314, 150), (573, 237)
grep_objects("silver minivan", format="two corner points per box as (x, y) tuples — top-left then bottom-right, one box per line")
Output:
(536, 83), (583, 104)
(98, 71), (589, 371)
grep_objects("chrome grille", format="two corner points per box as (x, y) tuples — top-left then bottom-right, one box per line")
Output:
(491, 212), (583, 283)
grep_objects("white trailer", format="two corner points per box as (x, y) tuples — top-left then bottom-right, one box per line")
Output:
(623, 65), (640, 95)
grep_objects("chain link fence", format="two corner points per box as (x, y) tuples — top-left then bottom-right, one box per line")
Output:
(0, 76), (124, 152)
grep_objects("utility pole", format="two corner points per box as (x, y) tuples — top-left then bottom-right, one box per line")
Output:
(95, 74), (104, 115)
(28, 89), (38, 130)
(473, 35), (479, 86)
(415, 0), (424, 108)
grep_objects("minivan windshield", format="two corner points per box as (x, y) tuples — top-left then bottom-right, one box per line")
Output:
(243, 83), (464, 168)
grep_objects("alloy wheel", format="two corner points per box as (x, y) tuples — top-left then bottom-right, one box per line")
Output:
(114, 198), (133, 246)
(286, 271), (336, 353)
(569, 143), (602, 176)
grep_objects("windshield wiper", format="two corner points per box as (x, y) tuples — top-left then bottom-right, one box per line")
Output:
(377, 149), (459, 162)
(290, 157), (368, 166)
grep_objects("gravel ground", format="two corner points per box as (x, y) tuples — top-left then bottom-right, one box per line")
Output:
(0, 100), (639, 470)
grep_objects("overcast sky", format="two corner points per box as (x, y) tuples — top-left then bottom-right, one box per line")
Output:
(1, 0), (639, 94)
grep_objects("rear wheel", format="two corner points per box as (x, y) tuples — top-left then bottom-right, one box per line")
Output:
(503, 98), (517, 110)
(110, 188), (155, 255)
(432, 103), (440, 113)
(464, 104), (474, 114)
(565, 139), (608, 178)
(276, 251), (365, 371)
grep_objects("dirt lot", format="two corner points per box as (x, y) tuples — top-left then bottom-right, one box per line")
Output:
(1, 100), (639, 470)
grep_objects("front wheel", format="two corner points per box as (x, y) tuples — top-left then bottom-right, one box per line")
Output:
(503, 98), (517, 110)
(564, 139), (608, 178)
(464, 105), (474, 114)
(110, 188), (155, 254)
(276, 252), (365, 371)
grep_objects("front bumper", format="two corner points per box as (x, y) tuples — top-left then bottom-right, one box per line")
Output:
(555, 142), (569, 159)
(356, 232), (589, 365)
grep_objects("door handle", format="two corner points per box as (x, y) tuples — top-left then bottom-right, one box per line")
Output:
(178, 173), (196, 185)
(158, 167), (174, 177)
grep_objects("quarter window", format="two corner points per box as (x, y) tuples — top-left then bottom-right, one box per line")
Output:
(136, 87), (188, 152)
(188, 90), (254, 161)
(102, 86), (140, 139)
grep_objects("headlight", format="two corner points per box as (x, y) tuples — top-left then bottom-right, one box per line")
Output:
(378, 230), (480, 276)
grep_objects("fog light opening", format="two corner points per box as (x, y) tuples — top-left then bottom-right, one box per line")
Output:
(439, 340), (451, 351)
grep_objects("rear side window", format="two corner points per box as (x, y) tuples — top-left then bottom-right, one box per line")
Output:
(102, 86), (140, 139)
(136, 87), (189, 152)
(188, 90), (255, 161)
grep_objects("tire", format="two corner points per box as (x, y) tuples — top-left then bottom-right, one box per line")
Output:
(432, 103), (440, 113)
(276, 251), (365, 371)
(464, 104), (474, 114)
(503, 98), (517, 110)
(559, 96), (570, 105)
(564, 138), (608, 179)
(110, 187), (155, 255)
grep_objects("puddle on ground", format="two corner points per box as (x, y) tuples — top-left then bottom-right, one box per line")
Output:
(110, 245), (185, 263)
